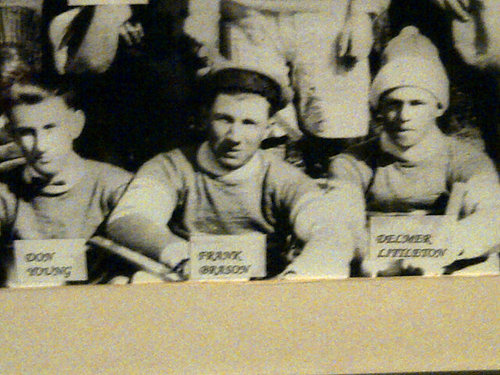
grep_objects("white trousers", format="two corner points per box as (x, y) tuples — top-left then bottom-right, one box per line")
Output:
(221, 0), (370, 139)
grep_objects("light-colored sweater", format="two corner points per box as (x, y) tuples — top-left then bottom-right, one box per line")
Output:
(109, 143), (356, 278)
(330, 131), (498, 214)
(330, 130), (500, 266)
(0, 156), (132, 284)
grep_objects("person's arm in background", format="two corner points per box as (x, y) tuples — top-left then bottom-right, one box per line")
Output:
(337, 0), (391, 65)
(338, 0), (473, 63)
(48, 5), (133, 74)
(435, 0), (471, 22)
(106, 155), (188, 269)
(447, 142), (500, 259)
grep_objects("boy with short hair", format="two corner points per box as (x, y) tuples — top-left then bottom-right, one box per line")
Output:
(0, 81), (132, 286)
(107, 63), (358, 279)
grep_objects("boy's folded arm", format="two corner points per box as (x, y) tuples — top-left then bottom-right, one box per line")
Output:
(106, 214), (172, 262)
(459, 173), (500, 215)
(106, 172), (179, 261)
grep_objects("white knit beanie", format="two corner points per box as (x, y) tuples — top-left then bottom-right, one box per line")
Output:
(370, 26), (450, 110)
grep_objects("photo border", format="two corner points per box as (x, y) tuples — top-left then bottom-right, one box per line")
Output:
(0, 276), (498, 374)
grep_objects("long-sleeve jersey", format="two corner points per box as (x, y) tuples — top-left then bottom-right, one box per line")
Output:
(109, 143), (356, 278)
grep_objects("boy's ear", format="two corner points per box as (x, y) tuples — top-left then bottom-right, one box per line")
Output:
(436, 104), (446, 118)
(69, 109), (85, 140)
(261, 118), (275, 140)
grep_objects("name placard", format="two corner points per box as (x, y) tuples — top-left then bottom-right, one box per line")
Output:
(367, 216), (457, 276)
(68, 0), (147, 5)
(14, 239), (88, 287)
(190, 233), (266, 281)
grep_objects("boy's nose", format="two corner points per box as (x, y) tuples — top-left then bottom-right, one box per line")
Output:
(226, 123), (244, 142)
(398, 103), (412, 122)
(34, 133), (50, 154)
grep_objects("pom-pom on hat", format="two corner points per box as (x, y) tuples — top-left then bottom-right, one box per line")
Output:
(198, 59), (290, 115)
(370, 26), (450, 110)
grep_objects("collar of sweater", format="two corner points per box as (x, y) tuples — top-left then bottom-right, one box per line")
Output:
(197, 141), (263, 183)
(23, 152), (87, 195)
(380, 125), (447, 164)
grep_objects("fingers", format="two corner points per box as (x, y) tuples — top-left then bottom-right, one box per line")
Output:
(336, 13), (374, 64)
(444, 0), (471, 22)
(131, 22), (144, 43)
(119, 24), (132, 46)
(119, 22), (145, 46)
(131, 270), (165, 283)
(0, 157), (25, 173)
(337, 30), (351, 58)
(0, 142), (23, 160)
(108, 275), (130, 285)
(0, 142), (25, 172)
(337, 15), (355, 58)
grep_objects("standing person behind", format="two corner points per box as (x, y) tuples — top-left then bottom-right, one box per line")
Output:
(43, 0), (209, 170)
(107, 64), (359, 280)
(329, 27), (500, 275)
(220, 0), (389, 176)
(0, 80), (132, 286)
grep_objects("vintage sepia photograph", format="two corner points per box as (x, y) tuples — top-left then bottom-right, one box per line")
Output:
(0, 0), (497, 288)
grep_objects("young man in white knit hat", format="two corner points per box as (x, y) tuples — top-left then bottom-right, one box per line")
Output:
(329, 26), (500, 275)
(107, 63), (358, 280)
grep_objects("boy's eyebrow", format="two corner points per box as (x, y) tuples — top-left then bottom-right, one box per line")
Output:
(13, 125), (30, 130)
(213, 113), (234, 120)
(242, 118), (257, 125)
(12, 126), (33, 134)
(383, 98), (401, 104)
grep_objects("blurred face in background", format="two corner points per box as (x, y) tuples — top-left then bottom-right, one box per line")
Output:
(379, 86), (443, 149)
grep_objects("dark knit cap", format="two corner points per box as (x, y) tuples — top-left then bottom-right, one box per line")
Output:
(199, 66), (287, 114)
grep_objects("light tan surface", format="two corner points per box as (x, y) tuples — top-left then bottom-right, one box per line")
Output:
(0, 276), (498, 374)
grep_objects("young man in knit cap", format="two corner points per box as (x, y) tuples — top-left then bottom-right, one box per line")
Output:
(329, 26), (500, 275)
(107, 64), (358, 280)
(0, 80), (132, 286)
